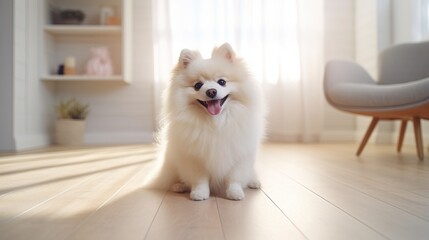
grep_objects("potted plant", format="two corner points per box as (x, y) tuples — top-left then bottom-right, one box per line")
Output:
(55, 98), (89, 146)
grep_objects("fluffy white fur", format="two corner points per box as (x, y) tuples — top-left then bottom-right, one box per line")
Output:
(147, 43), (265, 201)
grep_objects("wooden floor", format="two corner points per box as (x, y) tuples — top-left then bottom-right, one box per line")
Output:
(0, 143), (429, 240)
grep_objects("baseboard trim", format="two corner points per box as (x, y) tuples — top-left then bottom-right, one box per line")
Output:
(320, 130), (357, 142)
(11, 130), (427, 150)
(14, 133), (51, 151)
(84, 131), (154, 144)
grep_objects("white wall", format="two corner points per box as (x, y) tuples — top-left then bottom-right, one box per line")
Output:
(54, 0), (154, 144)
(12, 0), (55, 151)
(0, 0), (15, 151)
(0, 0), (56, 152)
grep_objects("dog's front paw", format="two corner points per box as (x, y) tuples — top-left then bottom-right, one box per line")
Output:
(190, 190), (209, 201)
(226, 183), (245, 201)
(190, 183), (210, 201)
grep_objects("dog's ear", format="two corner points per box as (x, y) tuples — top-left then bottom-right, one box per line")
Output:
(179, 49), (201, 68)
(212, 43), (236, 62)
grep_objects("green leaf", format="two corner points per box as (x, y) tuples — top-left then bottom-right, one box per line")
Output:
(55, 98), (90, 120)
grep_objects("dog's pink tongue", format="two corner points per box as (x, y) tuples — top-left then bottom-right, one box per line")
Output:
(207, 100), (222, 115)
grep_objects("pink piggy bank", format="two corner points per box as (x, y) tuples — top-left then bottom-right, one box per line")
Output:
(86, 47), (113, 76)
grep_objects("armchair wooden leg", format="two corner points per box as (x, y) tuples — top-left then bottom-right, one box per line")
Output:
(356, 117), (379, 156)
(412, 117), (424, 160)
(397, 120), (407, 153)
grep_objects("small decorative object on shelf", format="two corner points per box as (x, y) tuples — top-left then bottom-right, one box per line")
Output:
(64, 56), (76, 75)
(51, 8), (85, 25)
(55, 98), (90, 146)
(86, 47), (113, 76)
(100, 5), (120, 25)
(57, 64), (64, 75)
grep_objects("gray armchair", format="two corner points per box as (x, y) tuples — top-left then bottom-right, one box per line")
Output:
(324, 41), (429, 160)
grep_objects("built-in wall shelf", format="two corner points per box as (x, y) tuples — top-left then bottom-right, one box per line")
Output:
(40, 0), (132, 84)
(44, 25), (122, 36)
(41, 75), (124, 82)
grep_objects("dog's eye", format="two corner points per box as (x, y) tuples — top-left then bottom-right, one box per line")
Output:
(217, 79), (226, 86)
(194, 82), (203, 91)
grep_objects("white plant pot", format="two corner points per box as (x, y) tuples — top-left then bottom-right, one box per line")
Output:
(55, 119), (86, 146)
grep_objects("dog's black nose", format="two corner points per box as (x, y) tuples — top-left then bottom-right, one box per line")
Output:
(206, 88), (217, 98)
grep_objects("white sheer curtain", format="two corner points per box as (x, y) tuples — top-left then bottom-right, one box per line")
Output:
(152, 0), (325, 142)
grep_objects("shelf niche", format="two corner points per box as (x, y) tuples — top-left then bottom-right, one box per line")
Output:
(40, 0), (132, 83)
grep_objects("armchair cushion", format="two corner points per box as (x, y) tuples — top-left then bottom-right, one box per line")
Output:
(324, 60), (429, 112)
(379, 41), (429, 84)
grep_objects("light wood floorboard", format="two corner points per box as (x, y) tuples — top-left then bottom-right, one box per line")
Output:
(145, 192), (224, 240)
(216, 190), (305, 240)
(0, 143), (428, 240)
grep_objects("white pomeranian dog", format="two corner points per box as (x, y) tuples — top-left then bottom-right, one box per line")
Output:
(148, 43), (265, 201)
